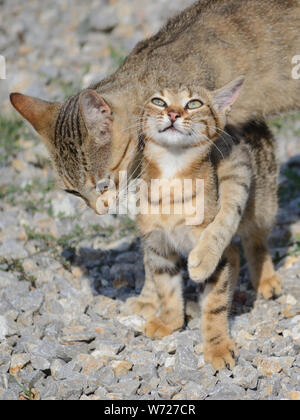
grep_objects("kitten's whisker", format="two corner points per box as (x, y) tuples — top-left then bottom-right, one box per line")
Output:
(191, 127), (225, 159)
(121, 123), (145, 133)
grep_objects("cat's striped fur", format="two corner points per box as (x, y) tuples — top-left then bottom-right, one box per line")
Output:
(124, 84), (280, 370)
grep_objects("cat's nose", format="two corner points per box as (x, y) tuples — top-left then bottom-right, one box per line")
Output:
(168, 111), (180, 123)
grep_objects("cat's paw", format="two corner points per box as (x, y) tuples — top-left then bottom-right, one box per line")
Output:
(204, 339), (237, 371)
(124, 297), (157, 319)
(257, 274), (282, 300)
(144, 317), (173, 339)
(95, 190), (116, 215)
(95, 198), (109, 215)
(188, 242), (221, 283)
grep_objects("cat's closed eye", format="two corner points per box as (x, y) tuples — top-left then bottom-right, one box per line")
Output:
(64, 189), (82, 197)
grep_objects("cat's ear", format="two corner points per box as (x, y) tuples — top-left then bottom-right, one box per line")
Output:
(10, 93), (59, 137)
(213, 76), (245, 115)
(79, 89), (112, 143)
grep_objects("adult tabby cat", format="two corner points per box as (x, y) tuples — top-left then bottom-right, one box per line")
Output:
(124, 78), (280, 370)
(10, 0), (300, 210)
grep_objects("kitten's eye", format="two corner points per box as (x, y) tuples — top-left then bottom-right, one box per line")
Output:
(151, 98), (167, 108)
(186, 100), (203, 110)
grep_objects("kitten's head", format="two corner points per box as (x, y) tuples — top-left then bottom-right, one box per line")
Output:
(142, 77), (245, 149)
(10, 89), (113, 213)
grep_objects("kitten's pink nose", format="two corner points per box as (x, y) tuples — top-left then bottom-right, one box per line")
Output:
(168, 111), (180, 123)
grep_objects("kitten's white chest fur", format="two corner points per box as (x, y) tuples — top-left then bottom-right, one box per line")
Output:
(147, 143), (202, 179)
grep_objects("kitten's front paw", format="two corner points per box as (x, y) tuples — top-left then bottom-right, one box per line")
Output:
(204, 339), (237, 371)
(188, 242), (221, 283)
(257, 274), (282, 300)
(124, 297), (157, 319)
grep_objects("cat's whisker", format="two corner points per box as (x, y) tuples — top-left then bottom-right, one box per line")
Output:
(191, 127), (225, 159)
(121, 123), (146, 133)
(195, 122), (234, 150)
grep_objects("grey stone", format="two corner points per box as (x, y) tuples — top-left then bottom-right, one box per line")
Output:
(206, 383), (246, 400)
(88, 7), (119, 33)
(294, 354), (300, 368)
(36, 377), (58, 400)
(50, 359), (66, 381)
(107, 378), (140, 397)
(175, 345), (198, 372)
(0, 389), (19, 400)
(91, 339), (125, 358)
(157, 385), (182, 400)
(0, 351), (11, 374)
(195, 365), (218, 391)
(56, 375), (87, 400)
(232, 361), (258, 390)
(31, 338), (59, 361)
(132, 364), (157, 382)
(0, 239), (28, 259)
(130, 349), (157, 367)
(0, 271), (18, 289)
(31, 356), (51, 371)
(52, 360), (81, 381)
(96, 366), (117, 388)
(272, 336), (297, 357)
(0, 316), (8, 340)
(183, 382), (208, 400)
(4, 287), (43, 313)
(257, 374), (282, 400)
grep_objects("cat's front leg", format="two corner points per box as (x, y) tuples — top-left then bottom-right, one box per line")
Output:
(188, 229), (225, 283)
(202, 244), (240, 370)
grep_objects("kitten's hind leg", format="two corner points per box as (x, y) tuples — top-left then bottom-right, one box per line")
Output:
(202, 244), (240, 371)
(124, 243), (183, 327)
(124, 261), (160, 320)
(145, 270), (184, 339)
(242, 231), (281, 300)
(126, 233), (185, 338)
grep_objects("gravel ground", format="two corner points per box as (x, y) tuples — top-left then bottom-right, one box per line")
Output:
(0, 0), (300, 400)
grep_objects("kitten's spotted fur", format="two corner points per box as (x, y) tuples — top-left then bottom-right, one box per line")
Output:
(10, 0), (300, 210)
(124, 79), (280, 370)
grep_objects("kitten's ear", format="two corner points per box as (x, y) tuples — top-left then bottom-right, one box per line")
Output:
(79, 89), (112, 142)
(213, 76), (245, 114)
(10, 93), (58, 137)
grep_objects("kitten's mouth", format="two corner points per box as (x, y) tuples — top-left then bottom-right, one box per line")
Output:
(160, 125), (182, 134)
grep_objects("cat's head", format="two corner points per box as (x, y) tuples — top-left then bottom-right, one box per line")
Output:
(10, 89), (113, 213)
(142, 76), (245, 149)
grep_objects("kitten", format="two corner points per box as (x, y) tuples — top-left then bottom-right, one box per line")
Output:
(10, 0), (300, 210)
(125, 78), (280, 370)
